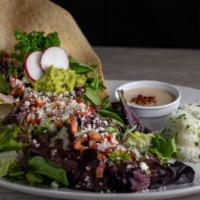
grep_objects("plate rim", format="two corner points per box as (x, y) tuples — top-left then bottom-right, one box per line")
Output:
(0, 178), (199, 200)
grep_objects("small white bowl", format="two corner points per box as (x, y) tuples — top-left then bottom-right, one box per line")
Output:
(115, 80), (181, 118)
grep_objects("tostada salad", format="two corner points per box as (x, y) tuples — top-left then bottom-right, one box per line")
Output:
(0, 29), (195, 192)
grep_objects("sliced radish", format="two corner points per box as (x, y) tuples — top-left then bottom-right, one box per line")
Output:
(40, 47), (69, 71)
(24, 51), (44, 81)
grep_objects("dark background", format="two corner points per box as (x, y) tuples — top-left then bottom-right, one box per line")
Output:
(52, 0), (200, 48)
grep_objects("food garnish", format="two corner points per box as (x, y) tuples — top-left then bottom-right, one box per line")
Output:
(40, 47), (69, 71)
(24, 51), (43, 81)
(124, 87), (175, 107)
(131, 94), (157, 106)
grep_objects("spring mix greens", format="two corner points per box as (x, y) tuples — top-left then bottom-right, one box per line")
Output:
(0, 29), (194, 192)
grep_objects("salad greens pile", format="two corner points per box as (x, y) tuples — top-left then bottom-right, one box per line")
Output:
(0, 28), (106, 105)
(0, 29), (194, 192)
(69, 57), (105, 105)
(109, 131), (177, 163)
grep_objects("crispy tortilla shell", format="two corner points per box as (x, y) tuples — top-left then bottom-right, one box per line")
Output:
(0, 0), (107, 119)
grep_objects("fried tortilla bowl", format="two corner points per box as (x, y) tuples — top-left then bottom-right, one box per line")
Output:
(0, 0), (107, 119)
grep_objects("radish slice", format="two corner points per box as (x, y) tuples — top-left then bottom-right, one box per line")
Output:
(24, 51), (43, 81)
(40, 47), (69, 71)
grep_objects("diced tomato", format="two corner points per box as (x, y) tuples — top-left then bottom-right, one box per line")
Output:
(74, 139), (87, 152)
(91, 143), (98, 150)
(106, 147), (113, 154)
(98, 153), (106, 161)
(29, 106), (36, 112)
(35, 99), (44, 107)
(106, 134), (112, 142)
(69, 117), (78, 135)
(89, 131), (102, 142)
(96, 164), (105, 178)
(26, 114), (33, 124)
(55, 120), (63, 129)
(88, 106), (96, 113)
(34, 118), (41, 125)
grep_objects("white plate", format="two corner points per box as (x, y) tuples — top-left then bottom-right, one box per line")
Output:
(1, 80), (200, 200)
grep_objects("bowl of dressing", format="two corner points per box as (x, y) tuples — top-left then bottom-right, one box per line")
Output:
(115, 80), (181, 118)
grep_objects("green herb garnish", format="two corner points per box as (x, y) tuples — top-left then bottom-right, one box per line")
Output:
(14, 28), (60, 61)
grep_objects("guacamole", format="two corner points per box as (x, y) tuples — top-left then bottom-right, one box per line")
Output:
(34, 66), (86, 93)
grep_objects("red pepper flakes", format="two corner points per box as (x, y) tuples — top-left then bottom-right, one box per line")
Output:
(131, 94), (157, 106)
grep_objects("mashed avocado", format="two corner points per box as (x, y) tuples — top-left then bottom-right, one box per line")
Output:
(34, 66), (86, 93)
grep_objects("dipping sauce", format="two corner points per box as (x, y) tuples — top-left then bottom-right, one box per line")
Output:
(124, 87), (176, 107)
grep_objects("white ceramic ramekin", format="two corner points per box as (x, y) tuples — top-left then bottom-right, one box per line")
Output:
(115, 80), (181, 118)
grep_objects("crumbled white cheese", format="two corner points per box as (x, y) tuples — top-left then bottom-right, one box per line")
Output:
(32, 139), (37, 145)
(139, 162), (149, 172)
(51, 181), (59, 189)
